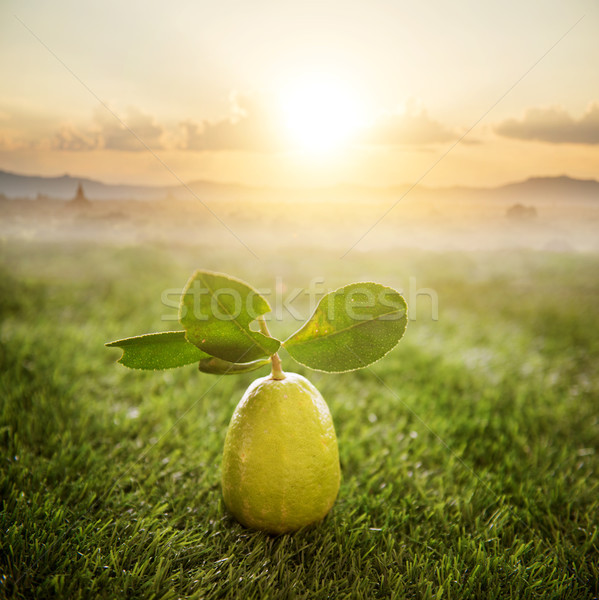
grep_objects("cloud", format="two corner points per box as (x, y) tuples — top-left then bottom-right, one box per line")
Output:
(25, 96), (462, 155)
(98, 107), (165, 151)
(52, 107), (166, 152)
(495, 103), (599, 144)
(179, 95), (458, 152)
(362, 100), (456, 146)
(49, 97), (284, 154)
(0, 133), (32, 152)
(179, 94), (284, 153)
(52, 125), (99, 151)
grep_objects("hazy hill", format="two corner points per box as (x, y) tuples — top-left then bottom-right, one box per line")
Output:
(0, 170), (152, 200)
(489, 175), (599, 202)
(0, 168), (598, 203)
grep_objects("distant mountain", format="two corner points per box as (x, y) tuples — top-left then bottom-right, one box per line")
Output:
(0, 169), (269, 201)
(0, 168), (597, 203)
(0, 169), (169, 200)
(491, 175), (599, 202)
(384, 176), (599, 204)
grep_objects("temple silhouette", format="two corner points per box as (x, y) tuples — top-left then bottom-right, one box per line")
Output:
(68, 182), (90, 207)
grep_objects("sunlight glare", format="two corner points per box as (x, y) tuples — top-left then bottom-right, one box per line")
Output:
(281, 77), (364, 154)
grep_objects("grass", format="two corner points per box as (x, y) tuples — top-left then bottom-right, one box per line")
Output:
(0, 240), (598, 599)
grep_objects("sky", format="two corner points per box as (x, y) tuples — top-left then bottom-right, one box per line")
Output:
(1, 0), (598, 188)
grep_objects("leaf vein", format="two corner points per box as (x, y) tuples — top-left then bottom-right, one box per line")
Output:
(199, 275), (275, 356)
(284, 307), (406, 348)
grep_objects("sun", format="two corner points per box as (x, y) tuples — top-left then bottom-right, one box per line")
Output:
(280, 77), (364, 155)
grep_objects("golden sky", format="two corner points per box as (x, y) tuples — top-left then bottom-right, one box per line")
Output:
(1, 0), (598, 188)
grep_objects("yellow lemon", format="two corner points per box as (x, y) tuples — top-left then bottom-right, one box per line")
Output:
(221, 372), (340, 534)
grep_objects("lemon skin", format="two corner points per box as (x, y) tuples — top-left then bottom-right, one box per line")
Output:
(221, 372), (340, 534)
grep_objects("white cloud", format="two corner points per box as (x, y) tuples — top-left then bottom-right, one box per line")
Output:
(179, 94), (284, 153)
(495, 103), (599, 144)
(51, 107), (166, 152)
(361, 100), (456, 146)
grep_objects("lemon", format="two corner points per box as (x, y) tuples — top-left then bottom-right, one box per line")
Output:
(221, 372), (340, 534)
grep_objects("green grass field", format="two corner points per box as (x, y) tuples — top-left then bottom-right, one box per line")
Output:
(1, 240), (598, 599)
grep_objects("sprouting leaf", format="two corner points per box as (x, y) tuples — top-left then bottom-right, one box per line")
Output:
(199, 356), (270, 375)
(179, 270), (280, 363)
(105, 331), (210, 370)
(283, 282), (407, 373)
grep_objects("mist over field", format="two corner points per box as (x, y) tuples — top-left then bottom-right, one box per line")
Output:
(2, 176), (598, 254)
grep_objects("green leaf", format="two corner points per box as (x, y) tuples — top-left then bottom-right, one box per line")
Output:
(179, 270), (280, 363)
(283, 282), (407, 373)
(199, 356), (270, 375)
(105, 331), (211, 370)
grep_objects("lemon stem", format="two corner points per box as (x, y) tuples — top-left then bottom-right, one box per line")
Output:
(257, 316), (286, 380)
(270, 352), (285, 380)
